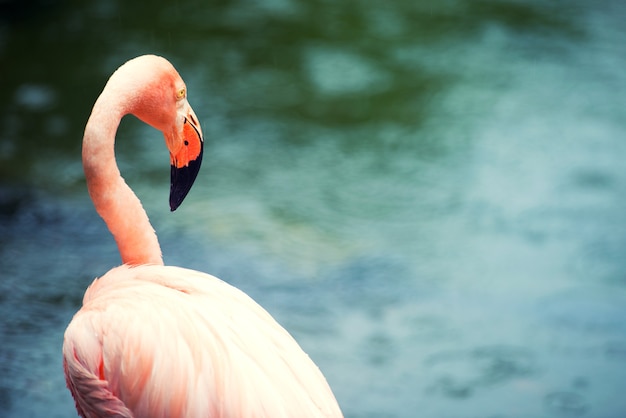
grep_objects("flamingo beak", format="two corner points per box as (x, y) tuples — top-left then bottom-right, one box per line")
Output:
(168, 107), (203, 211)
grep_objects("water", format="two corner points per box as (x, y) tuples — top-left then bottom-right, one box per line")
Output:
(1, 0), (626, 417)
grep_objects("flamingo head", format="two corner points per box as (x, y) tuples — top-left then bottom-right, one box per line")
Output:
(118, 55), (204, 211)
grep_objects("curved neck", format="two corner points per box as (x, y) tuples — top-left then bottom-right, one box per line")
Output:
(83, 89), (163, 266)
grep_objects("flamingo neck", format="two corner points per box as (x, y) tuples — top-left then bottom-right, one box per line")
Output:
(83, 88), (164, 266)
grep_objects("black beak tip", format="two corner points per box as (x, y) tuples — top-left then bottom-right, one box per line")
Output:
(169, 148), (203, 211)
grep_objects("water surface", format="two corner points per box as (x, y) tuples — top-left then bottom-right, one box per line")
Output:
(1, 0), (626, 417)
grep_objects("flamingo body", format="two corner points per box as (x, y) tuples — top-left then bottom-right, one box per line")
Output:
(63, 55), (342, 417)
(64, 265), (340, 417)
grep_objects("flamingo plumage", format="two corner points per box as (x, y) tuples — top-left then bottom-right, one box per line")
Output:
(62, 55), (343, 418)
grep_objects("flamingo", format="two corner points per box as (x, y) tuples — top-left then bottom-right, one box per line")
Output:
(62, 55), (343, 418)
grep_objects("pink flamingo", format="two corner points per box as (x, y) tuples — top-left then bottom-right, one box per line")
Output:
(63, 55), (343, 418)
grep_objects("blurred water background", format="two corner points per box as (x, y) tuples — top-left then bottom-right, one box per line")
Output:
(1, 0), (626, 417)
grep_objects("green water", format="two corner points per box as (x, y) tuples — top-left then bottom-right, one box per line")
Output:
(1, 0), (626, 417)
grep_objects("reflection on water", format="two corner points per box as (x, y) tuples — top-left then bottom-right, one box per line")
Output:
(2, 0), (626, 417)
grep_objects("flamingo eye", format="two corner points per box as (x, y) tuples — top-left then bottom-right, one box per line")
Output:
(176, 88), (186, 100)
